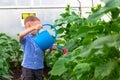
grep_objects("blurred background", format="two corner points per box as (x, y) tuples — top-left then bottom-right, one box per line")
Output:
(0, 0), (101, 37)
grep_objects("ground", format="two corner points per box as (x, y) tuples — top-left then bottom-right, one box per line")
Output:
(10, 62), (51, 80)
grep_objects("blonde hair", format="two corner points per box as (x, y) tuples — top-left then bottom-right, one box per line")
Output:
(24, 16), (40, 25)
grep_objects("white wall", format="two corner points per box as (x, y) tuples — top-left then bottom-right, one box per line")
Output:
(0, 8), (69, 38)
(0, 0), (101, 38)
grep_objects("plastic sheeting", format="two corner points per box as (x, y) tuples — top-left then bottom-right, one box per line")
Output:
(0, 0), (101, 38)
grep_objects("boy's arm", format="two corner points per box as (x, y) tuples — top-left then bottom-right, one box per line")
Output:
(19, 27), (36, 41)
(19, 24), (42, 41)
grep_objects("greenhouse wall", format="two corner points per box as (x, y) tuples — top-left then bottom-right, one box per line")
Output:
(0, 0), (101, 38)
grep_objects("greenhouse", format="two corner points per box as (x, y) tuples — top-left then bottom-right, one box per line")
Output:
(0, 0), (120, 80)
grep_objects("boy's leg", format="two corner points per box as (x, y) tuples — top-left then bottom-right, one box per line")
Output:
(21, 67), (35, 80)
(34, 69), (44, 80)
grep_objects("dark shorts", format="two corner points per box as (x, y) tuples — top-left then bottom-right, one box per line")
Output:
(21, 67), (44, 80)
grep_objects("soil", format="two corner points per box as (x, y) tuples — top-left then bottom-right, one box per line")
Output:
(10, 62), (51, 80)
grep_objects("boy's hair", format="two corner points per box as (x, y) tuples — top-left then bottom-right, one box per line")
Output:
(24, 16), (40, 25)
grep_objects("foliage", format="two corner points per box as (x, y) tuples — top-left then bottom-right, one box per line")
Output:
(45, 50), (63, 68)
(45, 0), (120, 80)
(0, 33), (23, 80)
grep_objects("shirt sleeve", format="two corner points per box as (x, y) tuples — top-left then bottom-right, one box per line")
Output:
(20, 38), (25, 45)
(19, 35), (28, 45)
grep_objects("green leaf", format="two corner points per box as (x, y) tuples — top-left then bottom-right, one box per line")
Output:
(103, 0), (120, 8)
(94, 61), (116, 79)
(88, 0), (120, 22)
(49, 58), (68, 76)
(111, 8), (120, 19)
(57, 28), (65, 34)
(0, 58), (4, 68)
(73, 63), (91, 72)
(87, 12), (103, 22)
(79, 34), (120, 58)
(56, 40), (65, 45)
(72, 63), (91, 79)
(77, 26), (91, 34)
(90, 34), (120, 49)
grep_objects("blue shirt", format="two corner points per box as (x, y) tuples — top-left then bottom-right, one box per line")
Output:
(20, 34), (44, 69)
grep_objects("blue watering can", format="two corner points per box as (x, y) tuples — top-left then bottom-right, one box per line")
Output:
(34, 24), (68, 54)
(34, 24), (57, 51)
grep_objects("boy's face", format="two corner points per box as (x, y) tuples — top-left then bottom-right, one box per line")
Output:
(31, 20), (41, 35)
(26, 20), (41, 35)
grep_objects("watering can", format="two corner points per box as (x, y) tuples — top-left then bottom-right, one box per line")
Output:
(34, 24), (57, 51)
(34, 24), (68, 54)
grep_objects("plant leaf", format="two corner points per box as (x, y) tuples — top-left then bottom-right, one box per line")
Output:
(49, 58), (68, 76)
(94, 61), (116, 79)
(88, 0), (120, 22)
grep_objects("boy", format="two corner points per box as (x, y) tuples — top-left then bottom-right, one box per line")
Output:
(19, 16), (57, 80)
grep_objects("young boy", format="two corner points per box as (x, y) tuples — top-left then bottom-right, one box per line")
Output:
(19, 16), (57, 80)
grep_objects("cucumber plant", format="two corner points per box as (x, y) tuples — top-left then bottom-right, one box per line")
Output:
(0, 33), (23, 80)
(46, 0), (120, 80)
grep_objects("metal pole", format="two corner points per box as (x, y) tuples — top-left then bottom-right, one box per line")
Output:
(91, 0), (94, 7)
(0, 6), (80, 9)
(77, 0), (82, 13)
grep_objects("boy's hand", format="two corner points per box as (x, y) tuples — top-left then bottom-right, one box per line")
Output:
(52, 45), (58, 50)
(45, 49), (51, 53)
(45, 45), (57, 53)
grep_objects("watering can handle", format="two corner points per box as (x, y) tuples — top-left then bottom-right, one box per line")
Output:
(42, 24), (57, 41)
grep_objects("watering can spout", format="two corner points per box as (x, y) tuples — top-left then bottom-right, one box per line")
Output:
(57, 46), (68, 54)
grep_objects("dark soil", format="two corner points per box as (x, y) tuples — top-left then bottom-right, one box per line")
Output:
(10, 62), (51, 80)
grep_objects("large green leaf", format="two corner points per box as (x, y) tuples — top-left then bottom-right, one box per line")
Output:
(94, 61), (116, 79)
(79, 33), (120, 58)
(88, 0), (120, 22)
(73, 63), (91, 79)
(90, 34), (120, 49)
(88, 12), (103, 23)
(103, 0), (120, 8)
(49, 58), (68, 76)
